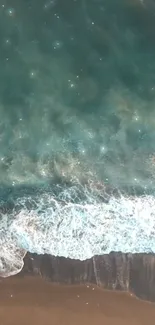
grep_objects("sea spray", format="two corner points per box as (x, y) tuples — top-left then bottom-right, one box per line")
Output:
(0, 184), (155, 276)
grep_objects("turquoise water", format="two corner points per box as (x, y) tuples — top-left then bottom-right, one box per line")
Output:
(0, 0), (155, 190)
(0, 0), (155, 276)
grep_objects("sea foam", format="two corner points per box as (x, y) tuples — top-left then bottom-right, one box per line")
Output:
(0, 184), (155, 277)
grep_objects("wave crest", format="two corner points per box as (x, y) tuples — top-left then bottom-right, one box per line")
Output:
(0, 184), (155, 277)
(0, 213), (26, 277)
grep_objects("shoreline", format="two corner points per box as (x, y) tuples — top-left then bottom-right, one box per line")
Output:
(0, 276), (155, 325)
(19, 252), (155, 303)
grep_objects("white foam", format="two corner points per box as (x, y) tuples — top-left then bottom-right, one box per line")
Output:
(0, 187), (155, 277)
(0, 213), (26, 277)
(10, 192), (155, 259)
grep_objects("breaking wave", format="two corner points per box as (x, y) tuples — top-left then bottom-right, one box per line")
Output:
(1, 183), (155, 277)
(1, 0), (155, 277)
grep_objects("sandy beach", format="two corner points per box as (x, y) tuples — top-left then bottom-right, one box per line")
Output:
(0, 276), (154, 325)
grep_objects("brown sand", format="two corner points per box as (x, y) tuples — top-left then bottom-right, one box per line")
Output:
(0, 276), (154, 325)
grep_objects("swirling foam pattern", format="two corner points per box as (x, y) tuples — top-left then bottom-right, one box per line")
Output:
(0, 185), (155, 276)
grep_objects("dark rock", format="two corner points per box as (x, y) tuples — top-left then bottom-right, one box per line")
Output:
(20, 252), (155, 303)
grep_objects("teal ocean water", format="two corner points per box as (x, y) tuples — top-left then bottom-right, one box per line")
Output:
(1, 0), (155, 276)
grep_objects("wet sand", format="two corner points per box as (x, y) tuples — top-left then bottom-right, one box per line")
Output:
(0, 276), (155, 325)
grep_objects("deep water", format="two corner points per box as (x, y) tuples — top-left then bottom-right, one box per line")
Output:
(1, 0), (155, 276)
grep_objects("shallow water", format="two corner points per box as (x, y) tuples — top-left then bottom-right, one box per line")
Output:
(0, 0), (155, 276)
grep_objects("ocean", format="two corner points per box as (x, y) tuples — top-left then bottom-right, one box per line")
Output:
(0, 0), (155, 277)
